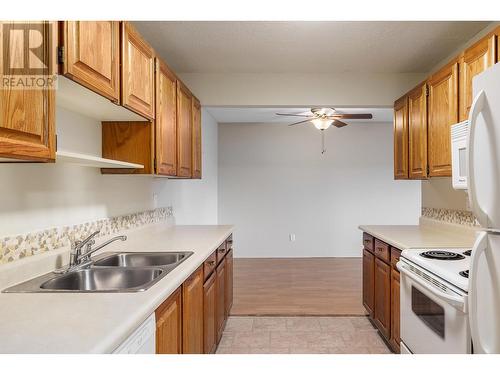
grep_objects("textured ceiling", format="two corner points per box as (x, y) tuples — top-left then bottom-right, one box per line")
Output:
(134, 21), (489, 74)
(205, 107), (393, 124)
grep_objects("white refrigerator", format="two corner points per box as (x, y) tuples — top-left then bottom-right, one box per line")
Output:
(467, 61), (500, 353)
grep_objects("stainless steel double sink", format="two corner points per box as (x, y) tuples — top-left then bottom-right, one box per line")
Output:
(3, 251), (193, 293)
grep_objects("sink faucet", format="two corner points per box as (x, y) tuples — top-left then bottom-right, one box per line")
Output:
(55, 231), (127, 273)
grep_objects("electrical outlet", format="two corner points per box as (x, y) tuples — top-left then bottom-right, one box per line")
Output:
(289, 234), (296, 242)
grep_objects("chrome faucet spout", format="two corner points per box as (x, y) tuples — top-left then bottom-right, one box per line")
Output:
(55, 232), (128, 274)
(77, 235), (127, 262)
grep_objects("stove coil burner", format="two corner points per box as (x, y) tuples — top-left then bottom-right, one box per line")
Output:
(463, 250), (472, 256)
(460, 270), (469, 278)
(420, 250), (465, 260)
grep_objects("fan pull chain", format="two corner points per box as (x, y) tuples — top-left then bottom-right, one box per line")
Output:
(321, 130), (326, 154)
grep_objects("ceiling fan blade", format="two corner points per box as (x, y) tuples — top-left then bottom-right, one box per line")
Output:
(327, 113), (373, 119)
(332, 119), (348, 128)
(276, 113), (312, 117)
(288, 119), (313, 126)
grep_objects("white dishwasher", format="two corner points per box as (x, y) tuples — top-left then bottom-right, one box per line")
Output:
(113, 314), (156, 354)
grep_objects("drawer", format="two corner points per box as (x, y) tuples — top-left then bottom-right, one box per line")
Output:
(363, 233), (374, 253)
(374, 239), (390, 263)
(216, 242), (227, 264)
(390, 247), (401, 269)
(204, 251), (217, 280)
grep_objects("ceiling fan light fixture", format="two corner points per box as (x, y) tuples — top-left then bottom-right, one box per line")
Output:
(311, 118), (333, 130)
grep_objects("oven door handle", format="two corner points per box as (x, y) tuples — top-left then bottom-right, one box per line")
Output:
(397, 261), (466, 312)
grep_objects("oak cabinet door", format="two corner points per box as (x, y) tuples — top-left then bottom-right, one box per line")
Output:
(156, 287), (182, 354)
(362, 249), (375, 317)
(393, 96), (409, 179)
(182, 266), (204, 354)
(225, 249), (234, 318)
(155, 58), (177, 176)
(176, 81), (193, 177)
(408, 83), (428, 179)
(203, 272), (217, 354)
(121, 22), (155, 120)
(61, 21), (120, 102)
(373, 258), (391, 339)
(216, 258), (226, 343)
(0, 21), (56, 161)
(191, 96), (202, 179)
(389, 269), (401, 353)
(427, 60), (459, 177)
(459, 34), (496, 121)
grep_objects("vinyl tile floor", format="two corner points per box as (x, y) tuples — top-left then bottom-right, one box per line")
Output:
(215, 316), (392, 354)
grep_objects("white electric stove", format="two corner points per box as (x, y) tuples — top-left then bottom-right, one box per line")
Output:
(401, 248), (471, 292)
(398, 248), (472, 354)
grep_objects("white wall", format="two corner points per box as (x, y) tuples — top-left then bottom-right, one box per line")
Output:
(0, 107), (218, 238)
(421, 178), (469, 211)
(218, 122), (421, 258)
(179, 72), (426, 107)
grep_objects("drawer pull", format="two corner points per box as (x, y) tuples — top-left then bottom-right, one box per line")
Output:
(207, 260), (215, 266)
(218, 248), (226, 253)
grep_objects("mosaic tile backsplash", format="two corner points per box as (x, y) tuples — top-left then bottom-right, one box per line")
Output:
(421, 207), (479, 227)
(0, 207), (173, 265)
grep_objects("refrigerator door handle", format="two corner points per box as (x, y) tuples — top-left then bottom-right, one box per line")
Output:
(469, 231), (488, 353)
(467, 90), (488, 226)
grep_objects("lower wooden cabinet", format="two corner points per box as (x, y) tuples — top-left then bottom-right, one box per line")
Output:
(155, 287), (182, 354)
(216, 258), (226, 343)
(374, 257), (391, 339)
(203, 271), (217, 354)
(182, 265), (204, 354)
(362, 232), (402, 353)
(154, 235), (233, 355)
(390, 268), (401, 353)
(225, 249), (234, 317)
(362, 249), (375, 317)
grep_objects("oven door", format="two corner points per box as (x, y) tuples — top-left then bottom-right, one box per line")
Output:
(398, 260), (471, 354)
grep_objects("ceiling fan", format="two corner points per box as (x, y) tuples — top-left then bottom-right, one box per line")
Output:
(276, 107), (373, 154)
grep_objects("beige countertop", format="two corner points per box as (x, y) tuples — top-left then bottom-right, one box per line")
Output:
(358, 222), (477, 250)
(0, 223), (233, 354)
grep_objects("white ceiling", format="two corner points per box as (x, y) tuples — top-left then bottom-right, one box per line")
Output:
(134, 21), (489, 74)
(205, 107), (392, 124)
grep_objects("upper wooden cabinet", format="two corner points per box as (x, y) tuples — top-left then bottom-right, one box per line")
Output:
(59, 21), (120, 102)
(177, 81), (193, 178)
(0, 21), (56, 161)
(393, 96), (409, 180)
(121, 22), (155, 120)
(407, 83), (428, 179)
(192, 97), (202, 179)
(459, 34), (496, 121)
(427, 59), (459, 177)
(155, 58), (177, 176)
